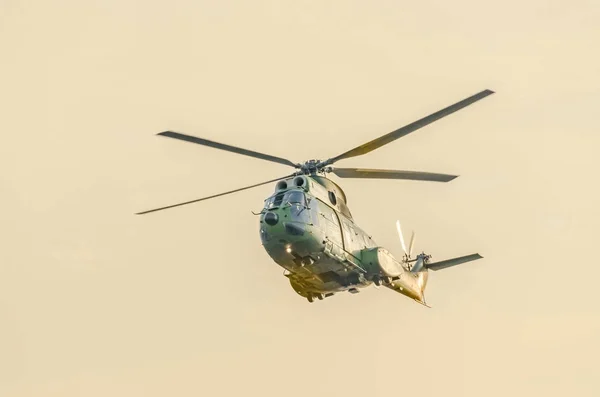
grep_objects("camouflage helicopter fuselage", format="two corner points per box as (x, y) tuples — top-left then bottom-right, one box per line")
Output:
(259, 174), (427, 303)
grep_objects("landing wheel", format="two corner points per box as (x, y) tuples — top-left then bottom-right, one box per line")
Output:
(384, 276), (393, 284)
(307, 294), (314, 303)
(373, 277), (382, 286)
(317, 293), (324, 300)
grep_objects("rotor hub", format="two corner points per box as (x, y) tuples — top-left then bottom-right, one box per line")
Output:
(299, 159), (325, 175)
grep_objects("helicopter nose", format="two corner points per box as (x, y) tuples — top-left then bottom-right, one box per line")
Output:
(264, 212), (279, 226)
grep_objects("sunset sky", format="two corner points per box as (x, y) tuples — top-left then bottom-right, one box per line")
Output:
(1, 1), (599, 396)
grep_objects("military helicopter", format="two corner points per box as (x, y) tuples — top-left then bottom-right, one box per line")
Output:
(137, 89), (494, 306)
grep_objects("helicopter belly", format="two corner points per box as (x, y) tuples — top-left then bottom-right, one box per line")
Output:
(262, 224), (346, 280)
(261, 220), (367, 295)
(285, 256), (368, 299)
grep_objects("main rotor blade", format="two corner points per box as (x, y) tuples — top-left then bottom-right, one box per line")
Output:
(158, 131), (298, 168)
(324, 89), (494, 165)
(330, 168), (458, 182)
(135, 174), (295, 215)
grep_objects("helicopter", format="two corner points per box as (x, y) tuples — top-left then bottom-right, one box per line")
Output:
(137, 89), (494, 306)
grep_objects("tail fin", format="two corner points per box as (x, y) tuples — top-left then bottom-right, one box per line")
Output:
(425, 253), (483, 271)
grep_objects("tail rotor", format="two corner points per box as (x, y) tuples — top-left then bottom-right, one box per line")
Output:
(395, 219), (431, 273)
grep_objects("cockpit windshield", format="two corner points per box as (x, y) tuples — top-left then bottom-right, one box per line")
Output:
(286, 190), (306, 206)
(263, 190), (307, 209)
(263, 192), (284, 209)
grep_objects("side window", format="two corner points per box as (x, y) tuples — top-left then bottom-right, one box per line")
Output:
(328, 191), (337, 206)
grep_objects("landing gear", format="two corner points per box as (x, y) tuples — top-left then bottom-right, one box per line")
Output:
(306, 292), (325, 303)
(372, 276), (392, 286)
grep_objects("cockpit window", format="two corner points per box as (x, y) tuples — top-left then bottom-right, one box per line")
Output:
(286, 190), (306, 206)
(263, 190), (307, 210)
(264, 192), (285, 209)
(273, 192), (285, 206)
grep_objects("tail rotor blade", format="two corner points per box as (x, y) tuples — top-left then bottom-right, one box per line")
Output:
(396, 220), (408, 255)
(408, 231), (416, 257)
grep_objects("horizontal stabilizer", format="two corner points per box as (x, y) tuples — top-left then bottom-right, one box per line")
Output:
(425, 253), (483, 271)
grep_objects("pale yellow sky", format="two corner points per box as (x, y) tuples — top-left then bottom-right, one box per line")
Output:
(1, 1), (599, 396)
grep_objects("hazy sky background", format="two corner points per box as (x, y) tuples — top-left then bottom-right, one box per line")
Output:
(1, 1), (599, 396)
